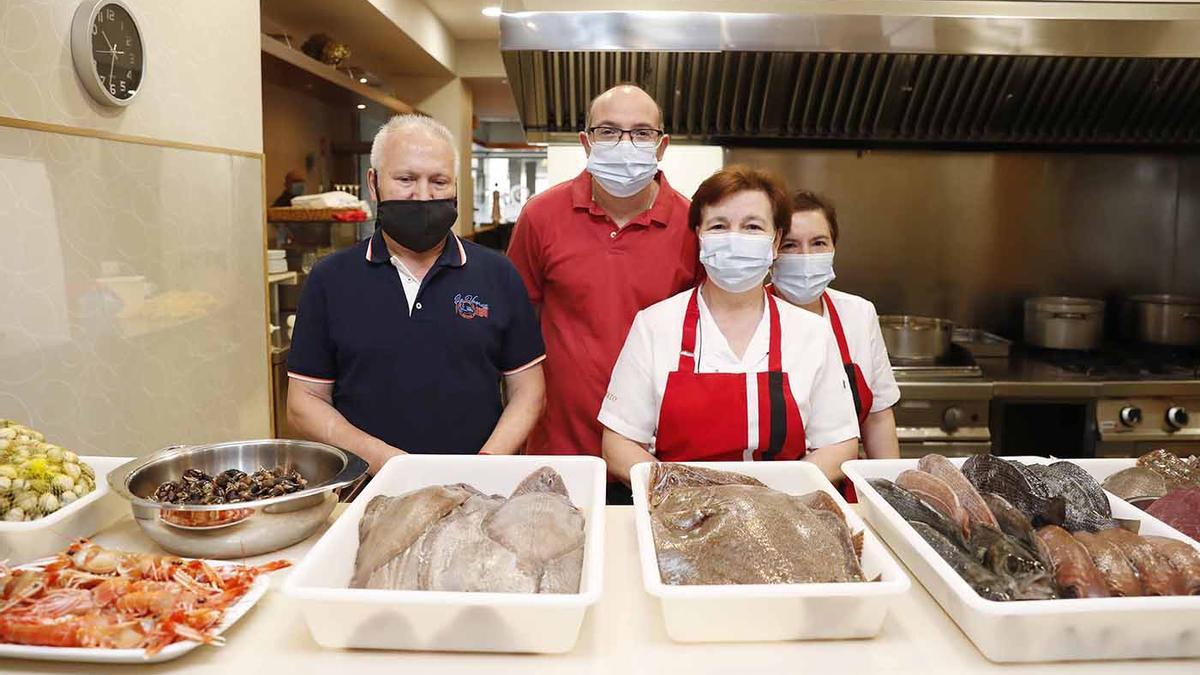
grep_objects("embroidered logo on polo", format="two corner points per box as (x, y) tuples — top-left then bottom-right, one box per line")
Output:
(454, 293), (490, 319)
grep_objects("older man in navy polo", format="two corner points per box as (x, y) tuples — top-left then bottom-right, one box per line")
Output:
(287, 115), (546, 473)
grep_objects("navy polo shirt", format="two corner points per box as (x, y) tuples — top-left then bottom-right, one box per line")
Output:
(287, 229), (545, 454)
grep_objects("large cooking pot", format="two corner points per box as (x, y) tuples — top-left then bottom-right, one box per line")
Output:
(1124, 294), (1200, 346)
(878, 315), (954, 364)
(1024, 296), (1104, 350)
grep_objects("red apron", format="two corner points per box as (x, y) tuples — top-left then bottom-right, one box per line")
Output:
(823, 292), (874, 502)
(655, 288), (806, 462)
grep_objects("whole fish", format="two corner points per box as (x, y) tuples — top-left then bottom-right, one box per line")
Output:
(651, 483), (864, 585)
(647, 462), (764, 508)
(961, 454), (1065, 527)
(1143, 536), (1200, 595)
(982, 493), (1038, 550)
(1072, 530), (1143, 597)
(897, 469), (971, 537)
(1035, 525), (1110, 599)
(918, 454), (1000, 531)
(910, 521), (1015, 601)
(968, 525), (1057, 600)
(1027, 462), (1117, 532)
(1095, 528), (1187, 596)
(1138, 449), (1200, 488)
(1102, 466), (1168, 504)
(870, 478), (967, 548)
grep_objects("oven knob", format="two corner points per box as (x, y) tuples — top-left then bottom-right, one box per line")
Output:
(1166, 407), (1190, 430)
(942, 406), (966, 432)
(1119, 406), (1143, 427)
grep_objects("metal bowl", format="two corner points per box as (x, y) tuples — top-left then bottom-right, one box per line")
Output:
(108, 439), (367, 559)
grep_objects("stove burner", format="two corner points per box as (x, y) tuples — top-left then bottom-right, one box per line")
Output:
(1029, 345), (1200, 380)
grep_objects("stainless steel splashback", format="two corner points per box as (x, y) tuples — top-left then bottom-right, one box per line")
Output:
(501, 1), (1200, 147)
(727, 147), (1200, 338)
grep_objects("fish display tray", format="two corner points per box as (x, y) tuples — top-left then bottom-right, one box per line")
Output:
(283, 454), (606, 654)
(0, 456), (134, 564)
(629, 461), (910, 643)
(0, 558), (270, 663)
(844, 456), (1200, 663)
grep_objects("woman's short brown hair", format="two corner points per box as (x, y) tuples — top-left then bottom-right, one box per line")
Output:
(790, 190), (839, 244)
(688, 165), (791, 234)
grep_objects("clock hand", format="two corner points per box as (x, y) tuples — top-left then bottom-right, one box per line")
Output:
(101, 30), (113, 50)
(107, 50), (115, 91)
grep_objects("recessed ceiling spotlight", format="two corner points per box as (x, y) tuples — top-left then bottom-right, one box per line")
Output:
(356, 104), (367, 110)
(482, 6), (501, 18)
(359, 77), (368, 84)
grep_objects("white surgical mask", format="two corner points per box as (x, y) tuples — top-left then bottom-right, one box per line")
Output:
(772, 252), (836, 305)
(699, 232), (775, 293)
(586, 140), (659, 198)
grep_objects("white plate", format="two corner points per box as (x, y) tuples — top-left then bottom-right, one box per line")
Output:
(630, 461), (910, 643)
(0, 559), (272, 664)
(284, 454), (606, 654)
(844, 455), (1200, 662)
(0, 456), (133, 564)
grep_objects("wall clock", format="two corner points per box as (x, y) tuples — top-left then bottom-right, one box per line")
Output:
(71, 0), (145, 107)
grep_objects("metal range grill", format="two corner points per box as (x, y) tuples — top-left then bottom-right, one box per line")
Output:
(502, 50), (1200, 146)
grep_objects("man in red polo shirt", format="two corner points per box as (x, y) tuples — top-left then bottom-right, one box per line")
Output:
(508, 84), (700, 493)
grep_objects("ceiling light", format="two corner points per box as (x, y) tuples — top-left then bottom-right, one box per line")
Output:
(356, 104), (367, 110)
(482, 6), (501, 18)
(359, 77), (368, 84)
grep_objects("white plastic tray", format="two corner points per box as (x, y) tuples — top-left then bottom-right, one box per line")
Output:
(630, 461), (910, 643)
(0, 559), (271, 663)
(844, 455), (1200, 663)
(0, 456), (133, 564)
(283, 454), (606, 654)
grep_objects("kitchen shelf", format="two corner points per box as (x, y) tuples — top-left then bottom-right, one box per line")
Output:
(268, 271), (299, 286)
(260, 34), (415, 115)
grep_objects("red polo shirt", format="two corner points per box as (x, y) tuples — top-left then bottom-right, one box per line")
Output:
(508, 170), (700, 456)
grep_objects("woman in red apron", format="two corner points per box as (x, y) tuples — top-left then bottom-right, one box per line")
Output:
(597, 168), (862, 503)
(770, 190), (902, 501)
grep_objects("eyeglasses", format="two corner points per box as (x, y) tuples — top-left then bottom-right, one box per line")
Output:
(586, 126), (664, 148)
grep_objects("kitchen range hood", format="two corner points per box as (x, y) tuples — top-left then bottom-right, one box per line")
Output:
(500, 1), (1200, 147)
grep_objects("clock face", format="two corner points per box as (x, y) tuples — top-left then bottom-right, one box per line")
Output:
(89, 3), (143, 101)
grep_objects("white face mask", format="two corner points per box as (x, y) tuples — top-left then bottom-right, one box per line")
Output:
(699, 232), (775, 293)
(772, 252), (836, 305)
(586, 140), (659, 198)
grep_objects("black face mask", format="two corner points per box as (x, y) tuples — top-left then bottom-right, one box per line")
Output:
(373, 172), (458, 252)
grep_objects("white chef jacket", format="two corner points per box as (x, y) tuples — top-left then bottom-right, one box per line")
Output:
(822, 287), (901, 413)
(598, 287), (860, 452)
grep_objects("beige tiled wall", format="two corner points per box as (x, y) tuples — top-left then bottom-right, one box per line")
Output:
(0, 0), (268, 456)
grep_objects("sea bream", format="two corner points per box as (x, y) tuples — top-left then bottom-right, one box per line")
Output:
(896, 469), (971, 537)
(918, 454), (1000, 531)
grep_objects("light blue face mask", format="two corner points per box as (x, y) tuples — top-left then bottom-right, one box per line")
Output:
(699, 232), (775, 293)
(772, 252), (836, 304)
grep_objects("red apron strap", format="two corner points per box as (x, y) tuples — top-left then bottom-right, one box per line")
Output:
(766, 292), (783, 372)
(822, 292), (853, 366)
(677, 288), (701, 372)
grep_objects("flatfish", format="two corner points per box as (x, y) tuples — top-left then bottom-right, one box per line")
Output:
(1102, 467), (1168, 504)
(967, 525), (1056, 600)
(910, 521), (1015, 601)
(651, 483), (864, 585)
(982, 493), (1038, 550)
(1035, 525), (1109, 598)
(1146, 487), (1200, 542)
(1143, 536), (1200, 595)
(1138, 449), (1200, 488)
(870, 479), (967, 548)
(897, 469), (971, 537)
(1095, 527), (1187, 596)
(918, 454), (1000, 531)
(1027, 462), (1117, 532)
(351, 467), (586, 594)
(961, 455), (1064, 527)
(647, 462), (765, 508)
(1072, 530), (1143, 597)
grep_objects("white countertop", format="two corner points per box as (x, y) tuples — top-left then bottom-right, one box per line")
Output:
(3, 506), (1197, 674)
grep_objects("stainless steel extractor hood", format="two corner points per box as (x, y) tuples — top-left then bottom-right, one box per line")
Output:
(500, 1), (1200, 147)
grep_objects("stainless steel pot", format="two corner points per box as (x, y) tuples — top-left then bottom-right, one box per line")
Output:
(109, 439), (367, 559)
(1023, 296), (1104, 350)
(1124, 294), (1200, 346)
(878, 315), (955, 364)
